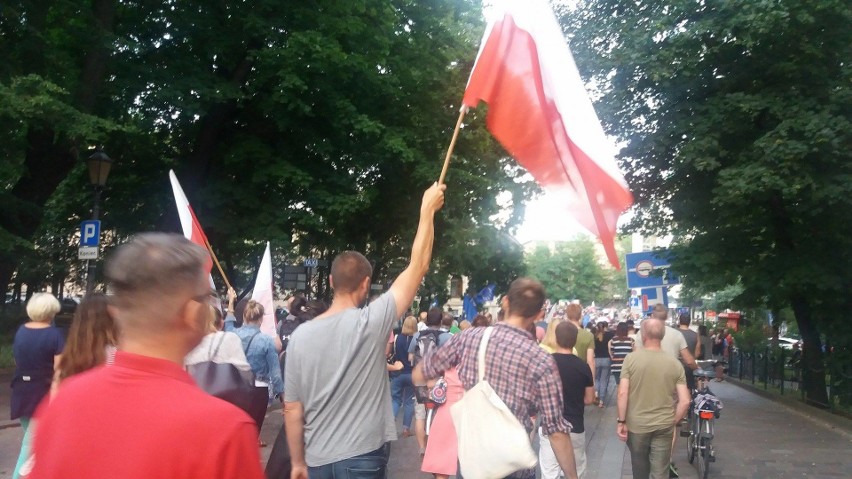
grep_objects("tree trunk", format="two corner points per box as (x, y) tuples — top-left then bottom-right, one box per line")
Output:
(790, 293), (829, 407)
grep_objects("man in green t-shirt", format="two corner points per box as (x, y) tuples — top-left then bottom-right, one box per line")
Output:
(566, 303), (596, 393)
(616, 318), (690, 479)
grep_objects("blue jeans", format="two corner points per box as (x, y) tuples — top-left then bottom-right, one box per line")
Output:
(390, 373), (414, 431)
(308, 443), (389, 479)
(595, 357), (612, 400)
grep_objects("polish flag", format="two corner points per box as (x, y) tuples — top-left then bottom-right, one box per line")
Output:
(169, 170), (214, 275)
(462, 0), (633, 268)
(251, 242), (278, 340)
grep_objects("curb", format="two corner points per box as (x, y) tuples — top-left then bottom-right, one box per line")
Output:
(725, 377), (852, 440)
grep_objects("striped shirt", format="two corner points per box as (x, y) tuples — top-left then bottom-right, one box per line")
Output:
(609, 337), (635, 374)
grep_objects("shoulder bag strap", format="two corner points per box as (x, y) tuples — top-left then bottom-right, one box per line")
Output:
(244, 331), (261, 355)
(210, 332), (227, 358)
(476, 327), (494, 384)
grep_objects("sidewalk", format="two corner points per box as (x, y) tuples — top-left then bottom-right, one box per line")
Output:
(387, 379), (852, 478)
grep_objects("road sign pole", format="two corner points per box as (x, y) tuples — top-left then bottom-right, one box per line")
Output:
(85, 187), (103, 293)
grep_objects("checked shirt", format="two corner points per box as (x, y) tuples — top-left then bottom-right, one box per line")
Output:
(421, 323), (571, 478)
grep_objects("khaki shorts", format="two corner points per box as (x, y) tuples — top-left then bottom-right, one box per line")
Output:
(415, 403), (426, 420)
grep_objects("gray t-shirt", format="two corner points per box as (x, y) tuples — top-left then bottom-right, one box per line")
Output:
(679, 328), (698, 359)
(284, 292), (397, 466)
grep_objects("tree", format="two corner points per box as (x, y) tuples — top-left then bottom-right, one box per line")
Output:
(525, 237), (625, 305)
(565, 0), (852, 406)
(1, 1), (533, 313)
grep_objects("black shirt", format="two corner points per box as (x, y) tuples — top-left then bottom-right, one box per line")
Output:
(594, 331), (614, 358)
(552, 353), (594, 433)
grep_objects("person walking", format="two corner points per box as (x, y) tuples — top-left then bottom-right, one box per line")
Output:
(390, 315), (418, 438)
(236, 300), (284, 444)
(414, 278), (579, 479)
(28, 233), (264, 478)
(10, 293), (64, 479)
(408, 306), (453, 454)
(593, 321), (614, 407)
(609, 322), (635, 386)
(539, 322), (594, 479)
(566, 303), (596, 398)
(420, 367), (464, 479)
(56, 293), (118, 382)
(676, 313), (700, 393)
(283, 183), (445, 479)
(697, 326), (712, 361)
(617, 318), (690, 479)
(635, 305), (697, 477)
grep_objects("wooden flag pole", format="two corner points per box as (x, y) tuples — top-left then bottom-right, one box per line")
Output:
(438, 106), (468, 185)
(203, 237), (233, 292)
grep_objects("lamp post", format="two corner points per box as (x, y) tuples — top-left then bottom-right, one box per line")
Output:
(85, 150), (113, 293)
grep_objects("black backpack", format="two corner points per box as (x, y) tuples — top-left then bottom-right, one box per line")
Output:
(279, 317), (300, 352)
(413, 329), (442, 366)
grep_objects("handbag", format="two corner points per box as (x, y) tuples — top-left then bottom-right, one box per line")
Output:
(450, 327), (538, 479)
(187, 332), (256, 415)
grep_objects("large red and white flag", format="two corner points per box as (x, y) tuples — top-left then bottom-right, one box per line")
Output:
(251, 242), (278, 340)
(463, 0), (633, 268)
(169, 170), (214, 275)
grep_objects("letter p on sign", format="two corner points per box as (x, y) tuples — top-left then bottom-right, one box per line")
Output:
(80, 220), (101, 247)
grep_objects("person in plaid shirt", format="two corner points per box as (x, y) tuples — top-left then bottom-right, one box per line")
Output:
(413, 278), (579, 479)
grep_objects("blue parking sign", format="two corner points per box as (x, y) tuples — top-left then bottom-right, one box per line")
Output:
(80, 220), (101, 247)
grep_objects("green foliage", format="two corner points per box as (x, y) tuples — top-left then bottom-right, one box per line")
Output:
(0, 1), (532, 301)
(565, 0), (851, 342)
(733, 321), (769, 353)
(525, 236), (626, 305)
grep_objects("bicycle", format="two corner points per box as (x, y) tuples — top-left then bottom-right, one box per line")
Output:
(683, 360), (722, 478)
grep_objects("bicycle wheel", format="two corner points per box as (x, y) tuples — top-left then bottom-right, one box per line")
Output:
(686, 419), (696, 464)
(701, 441), (712, 479)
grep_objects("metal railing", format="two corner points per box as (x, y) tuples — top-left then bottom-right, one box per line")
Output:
(728, 346), (851, 412)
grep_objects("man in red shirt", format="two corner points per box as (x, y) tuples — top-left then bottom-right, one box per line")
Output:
(29, 233), (264, 479)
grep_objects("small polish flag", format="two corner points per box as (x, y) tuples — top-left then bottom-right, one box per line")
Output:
(169, 170), (214, 274)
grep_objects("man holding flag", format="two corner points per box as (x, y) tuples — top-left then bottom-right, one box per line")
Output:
(283, 183), (445, 479)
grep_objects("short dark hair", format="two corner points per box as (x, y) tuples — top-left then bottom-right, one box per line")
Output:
(615, 322), (629, 338)
(426, 307), (443, 327)
(506, 278), (545, 319)
(472, 314), (490, 328)
(678, 312), (691, 326)
(330, 251), (372, 294)
(555, 322), (579, 350)
(626, 319), (635, 327)
(441, 311), (454, 328)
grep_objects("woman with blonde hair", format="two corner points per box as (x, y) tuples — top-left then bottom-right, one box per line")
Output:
(540, 318), (565, 354)
(10, 293), (64, 479)
(235, 300), (283, 444)
(390, 315), (418, 437)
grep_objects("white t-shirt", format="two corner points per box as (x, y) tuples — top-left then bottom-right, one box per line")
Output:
(634, 325), (688, 360)
(184, 331), (252, 372)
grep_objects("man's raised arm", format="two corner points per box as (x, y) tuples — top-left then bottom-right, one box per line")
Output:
(389, 183), (446, 316)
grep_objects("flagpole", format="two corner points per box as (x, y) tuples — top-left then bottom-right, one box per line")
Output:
(438, 106), (468, 185)
(203, 237), (233, 291)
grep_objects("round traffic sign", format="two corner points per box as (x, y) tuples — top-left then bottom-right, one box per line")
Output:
(635, 260), (653, 278)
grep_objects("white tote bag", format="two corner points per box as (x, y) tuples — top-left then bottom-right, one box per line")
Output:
(450, 327), (538, 479)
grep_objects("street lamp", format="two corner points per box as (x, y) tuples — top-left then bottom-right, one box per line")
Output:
(85, 149), (113, 293)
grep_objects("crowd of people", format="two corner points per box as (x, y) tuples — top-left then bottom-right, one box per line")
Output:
(9, 182), (726, 479)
